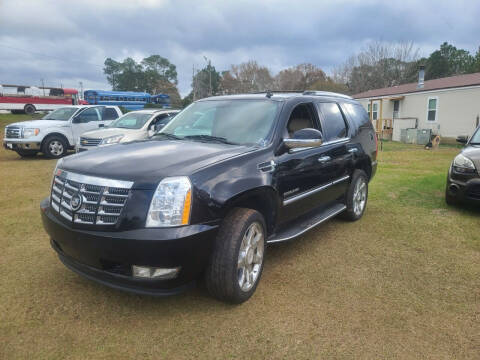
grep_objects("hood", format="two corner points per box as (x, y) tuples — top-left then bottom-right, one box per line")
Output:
(61, 139), (253, 188)
(81, 127), (141, 139)
(6, 120), (68, 128)
(462, 144), (480, 170)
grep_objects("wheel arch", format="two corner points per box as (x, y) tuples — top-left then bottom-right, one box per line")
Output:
(355, 156), (372, 180)
(41, 132), (72, 150)
(221, 186), (280, 236)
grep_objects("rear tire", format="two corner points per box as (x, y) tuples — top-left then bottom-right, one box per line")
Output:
(15, 149), (38, 157)
(341, 169), (369, 221)
(205, 208), (266, 303)
(24, 104), (36, 115)
(42, 136), (67, 158)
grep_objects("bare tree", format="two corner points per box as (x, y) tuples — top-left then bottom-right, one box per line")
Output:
(220, 61), (274, 94)
(334, 41), (420, 94)
(274, 63), (326, 90)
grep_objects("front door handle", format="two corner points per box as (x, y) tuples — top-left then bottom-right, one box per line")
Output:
(318, 156), (331, 163)
(98, 124), (105, 128)
(348, 148), (358, 153)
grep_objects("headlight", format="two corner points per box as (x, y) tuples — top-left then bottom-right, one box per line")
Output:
(23, 128), (40, 138)
(146, 176), (192, 227)
(100, 134), (123, 145)
(453, 154), (476, 173)
(51, 158), (64, 186)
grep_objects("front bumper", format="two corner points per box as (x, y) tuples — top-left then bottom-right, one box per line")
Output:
(3, 139), (41, 151)
(446, 166), (480, 204)
(41, 198), (219, 296)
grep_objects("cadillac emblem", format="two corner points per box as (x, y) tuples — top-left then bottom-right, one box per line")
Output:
(70, 192), (83, 211)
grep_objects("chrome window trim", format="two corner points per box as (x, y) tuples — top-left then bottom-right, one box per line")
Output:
(57, 170), (134, 189)
(283, 175), (350, 206)
(287, 137), (350, 153)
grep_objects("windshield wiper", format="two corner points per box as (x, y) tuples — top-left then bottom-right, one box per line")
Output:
(152, 132), (182, 140)
(469, 142), (480, 145)
(184, 135), (236, 145)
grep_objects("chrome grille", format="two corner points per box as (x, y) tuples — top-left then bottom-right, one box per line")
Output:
(79, 137), (102, 147)
(50, 171), (133, 225)
(5, 126), (21, 139)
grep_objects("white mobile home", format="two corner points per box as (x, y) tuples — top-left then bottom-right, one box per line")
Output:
(353, 71), (480, 142)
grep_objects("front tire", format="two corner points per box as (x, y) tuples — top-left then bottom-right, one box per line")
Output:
(445, 187), (458, 206)
(42, 136), (67, 158)
(15, 149), (38, 157)
(205, 208), (266, 303)
(24, 104), (36, 115)
(341, 169), (369, 221)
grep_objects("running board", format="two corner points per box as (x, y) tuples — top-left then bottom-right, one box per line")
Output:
(267, 203), (346, 244)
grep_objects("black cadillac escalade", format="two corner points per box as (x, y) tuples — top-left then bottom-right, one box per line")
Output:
(41, 91), (377, 303)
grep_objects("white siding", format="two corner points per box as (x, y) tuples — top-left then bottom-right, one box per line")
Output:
(356, 86), (480, 139)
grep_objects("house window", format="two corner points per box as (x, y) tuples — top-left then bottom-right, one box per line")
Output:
(427, 97), (438, 121)
(368, 103), (378, 120)
(393, 100), (400, 119)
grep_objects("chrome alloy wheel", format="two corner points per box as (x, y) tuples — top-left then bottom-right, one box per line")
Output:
(353, 178), (367, 216)
(48, 140), (64, 156)
(237, 222), (264, 292)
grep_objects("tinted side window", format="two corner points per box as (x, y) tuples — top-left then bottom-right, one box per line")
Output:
(103, 108), (119, 120)
(77, 108), (100, 122)
(341, 102), (369, 127)
(318, 102), (347, 141)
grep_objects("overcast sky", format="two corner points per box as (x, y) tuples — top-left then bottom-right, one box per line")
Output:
(1, 0), (479, 96)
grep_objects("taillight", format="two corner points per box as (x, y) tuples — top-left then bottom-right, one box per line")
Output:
(373, 132), (378, 160)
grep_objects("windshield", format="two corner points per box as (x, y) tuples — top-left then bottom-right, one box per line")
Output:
(159, 100), (280, 146)
(108, 112), (153, 129)
(470, 128), (480, 144)
(42, 107), (78, 121)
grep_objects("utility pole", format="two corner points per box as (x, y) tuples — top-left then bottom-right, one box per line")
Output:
(40, 78), (45, 96)
(203, 56), (212, 96)
(192, 64), (196, 101)
(79, 81), (83, 99)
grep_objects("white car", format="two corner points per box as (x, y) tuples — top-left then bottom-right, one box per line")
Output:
(76, 109), (179, 152)
(3, 105), (122, 158)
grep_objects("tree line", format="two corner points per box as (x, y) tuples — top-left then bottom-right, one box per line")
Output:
(103, 41), (480, 107)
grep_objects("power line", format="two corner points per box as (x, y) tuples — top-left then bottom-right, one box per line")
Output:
(0, 43), (105, 68)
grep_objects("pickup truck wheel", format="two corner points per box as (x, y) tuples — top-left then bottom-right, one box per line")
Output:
(24, 104), (36, 115)
(205, 208), (266, 303)
(341, 169), (368, 221)
(15, 149), (38, 157)
(42, 136), (67, 158)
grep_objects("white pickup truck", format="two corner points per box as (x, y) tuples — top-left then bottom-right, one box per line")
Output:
(3, 105), (122, 158)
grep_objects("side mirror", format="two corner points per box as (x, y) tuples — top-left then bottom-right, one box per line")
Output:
(456, 135), (468, 144)
(283, 128), (323, 151)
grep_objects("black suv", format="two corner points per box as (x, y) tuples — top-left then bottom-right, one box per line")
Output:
(445, 128), (480, 205)
(40, 91), (377, 303)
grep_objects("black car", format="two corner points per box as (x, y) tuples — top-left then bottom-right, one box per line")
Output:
(445, 128), (480, 205)
(40, 91), (378, 303)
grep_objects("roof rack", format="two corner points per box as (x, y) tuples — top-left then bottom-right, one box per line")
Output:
(302, 91), (353, 99)
(251, 90), (352, 99)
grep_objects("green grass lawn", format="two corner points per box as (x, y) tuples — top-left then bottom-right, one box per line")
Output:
(0, 114), (479, 359)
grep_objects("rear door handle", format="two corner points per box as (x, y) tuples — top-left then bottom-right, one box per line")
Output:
(318, 156), (331, 163)
(98, 124), (105, 128)
(348, 148), (358, 153)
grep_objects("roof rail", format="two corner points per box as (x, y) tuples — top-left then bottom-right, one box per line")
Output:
(302, 91), (353, 99)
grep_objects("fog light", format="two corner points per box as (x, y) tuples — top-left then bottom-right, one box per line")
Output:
(132, 265), (180, 279)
